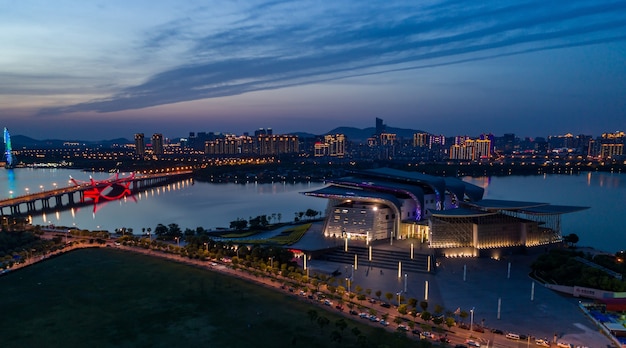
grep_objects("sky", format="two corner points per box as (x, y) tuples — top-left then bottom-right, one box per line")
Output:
(1, 0), (625, 141)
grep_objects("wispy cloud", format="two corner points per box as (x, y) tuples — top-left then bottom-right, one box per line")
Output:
(38, 0), (626, 115)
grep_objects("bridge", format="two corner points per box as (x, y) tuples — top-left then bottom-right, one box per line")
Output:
(0, 170), (193, 216)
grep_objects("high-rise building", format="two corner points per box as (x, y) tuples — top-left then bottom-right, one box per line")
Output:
(449, 138), (491, 160)
(134, 133), (145, 157)
(314, 134), (345, 157)
(413, 133), (428, 147)
(151, 133), (164, 155)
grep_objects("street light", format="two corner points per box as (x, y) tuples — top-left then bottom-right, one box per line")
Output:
(397, 291), (402, 305)
(470, 307), (475, 333)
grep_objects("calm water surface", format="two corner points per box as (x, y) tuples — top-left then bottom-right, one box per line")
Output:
(1, 168), (624, 253)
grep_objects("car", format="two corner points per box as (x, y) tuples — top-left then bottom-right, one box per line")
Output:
(369, 315), (379, 322)
(359, 312), (369, 318)
(288, 287), (294, 292)
(335, 305), (343, 311)
(473, 326), (485, 333)
(557, 342), (572, 348)
(323, 299), (332, 306)
(491, 329), (504, 335)
(411, 329), (421, 335)
(397, 324), (408, 331)
(380, 302), (391, 308)
(439, 336), (451, 343)
(455, 345), (468, 348)
(369, 298), (377, 304)
(420, 332), (434, 340)
(380, 320), (389, 326)
(465, 339), (480, 347)
(535, 339), (550, 347)
(458, 323), (470, 330)
(349, 310), (358, 315)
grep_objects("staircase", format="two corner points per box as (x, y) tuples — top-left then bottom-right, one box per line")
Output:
(318, 245), (434, 274)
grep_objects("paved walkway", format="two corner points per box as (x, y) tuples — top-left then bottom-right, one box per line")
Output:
(301, 232), (615, 347)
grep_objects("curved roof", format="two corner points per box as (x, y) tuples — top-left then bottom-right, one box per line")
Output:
(464, 199), (548, 210)
(463, 199), (589, 215)
(443, 177), (484, 202)
(330, 176), (425, 215)
(430, 208), (497, 218)
(519, 204), (589, 215)
(303, 184), (403, 211)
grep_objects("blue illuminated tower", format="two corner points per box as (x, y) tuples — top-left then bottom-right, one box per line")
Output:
(4, 127), (14, 169)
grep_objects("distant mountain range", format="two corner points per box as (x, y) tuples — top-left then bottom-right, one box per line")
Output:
(11, 126), (425, 148)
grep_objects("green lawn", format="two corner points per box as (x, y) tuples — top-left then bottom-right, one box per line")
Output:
(0, 248), (421, 348)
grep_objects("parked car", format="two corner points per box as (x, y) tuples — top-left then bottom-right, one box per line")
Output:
(349, 310), (358, 315)
(535, 339), (550, 347)
(473, 326), (485, 333)
(380, 320), (389, 326)
(491, 328), (504, 335)
(380, 302), (391, 308)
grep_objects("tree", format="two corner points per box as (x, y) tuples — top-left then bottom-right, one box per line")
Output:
(459, 310), (469, 323)
(398, 304), (408, 316)
(408, 297), (418, 309)
(317, 316), (330, 333)
(230, 218), (248, 231)
(564, 233), (580, 247)
(305, 208), (318, 220)
(419, 300), (429, 312)
(154, 224), (168, 237)
(330, 330), (342, 343)
(375, 290), (382, 300)
(420, 311), (432, 322)
(385, 292), (393, 303)
(307, 309), (318, 323)
(335, 318), (347, 332)
(445, 317), (456, 328)
(355, 285), (363, 294)
(168, 223), (182, 238)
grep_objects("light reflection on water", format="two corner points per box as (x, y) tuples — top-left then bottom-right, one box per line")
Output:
(2, 168), (625, 253)
(1, 168), (327, 235)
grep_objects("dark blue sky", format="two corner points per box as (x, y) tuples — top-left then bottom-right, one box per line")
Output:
(1, 0), (625, 140)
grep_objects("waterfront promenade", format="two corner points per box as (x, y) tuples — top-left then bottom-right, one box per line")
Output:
(293, 223), (615, 347)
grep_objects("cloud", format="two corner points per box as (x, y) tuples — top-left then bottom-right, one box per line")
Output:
(38, 0), (626, 116)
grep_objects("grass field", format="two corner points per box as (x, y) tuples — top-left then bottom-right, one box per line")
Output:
(0, 248), (421, 348)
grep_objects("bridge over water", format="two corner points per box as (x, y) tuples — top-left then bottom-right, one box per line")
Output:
(0, 171), (193, 216)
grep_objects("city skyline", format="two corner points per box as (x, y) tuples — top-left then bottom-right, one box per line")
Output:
(2, 1), (625, 140)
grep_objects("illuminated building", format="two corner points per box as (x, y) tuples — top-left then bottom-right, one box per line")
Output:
(314, 134), (346, 157)
(413, 133), (428, 147)
(303, 168), (586, 257)
(151, 133), (164, 156)
(134, 133), (145, 157)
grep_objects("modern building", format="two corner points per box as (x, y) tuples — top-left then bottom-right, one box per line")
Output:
(151, 133), (164, 156)
(314, 134), (346, 157)
(303, 168), (587, 257)
(134, 133), (145, 157)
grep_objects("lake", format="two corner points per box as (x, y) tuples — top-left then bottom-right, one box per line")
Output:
(1, 168), (624, 253)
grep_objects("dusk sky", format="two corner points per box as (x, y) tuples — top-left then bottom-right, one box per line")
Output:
(2, 0), (625, 140)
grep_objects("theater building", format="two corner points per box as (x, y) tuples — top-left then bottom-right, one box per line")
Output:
(303, 168), (587, 257)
